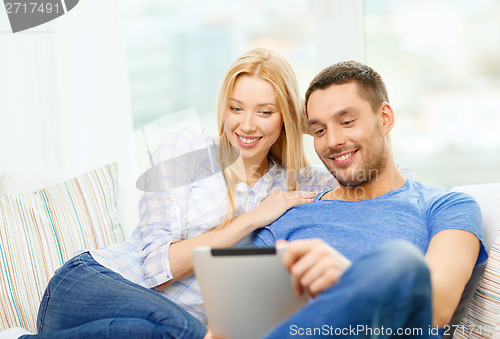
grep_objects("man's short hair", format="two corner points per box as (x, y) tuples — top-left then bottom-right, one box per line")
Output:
(304, 61), (389, 115)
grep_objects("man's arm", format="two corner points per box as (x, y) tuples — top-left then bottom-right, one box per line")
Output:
(425, 229), (480, 327)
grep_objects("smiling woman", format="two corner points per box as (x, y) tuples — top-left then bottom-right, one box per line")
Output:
(223, 75), (284, 185)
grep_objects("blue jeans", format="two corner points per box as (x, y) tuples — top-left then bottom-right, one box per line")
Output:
(23, 253), (207, 339)
(24, 241), (435, 338)
(263, 240), (436, 338)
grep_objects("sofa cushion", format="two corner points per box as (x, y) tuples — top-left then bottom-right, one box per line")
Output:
(451, 183), (500, 338)
(0, 170), (141, 240)
(0, 163), (124, 333)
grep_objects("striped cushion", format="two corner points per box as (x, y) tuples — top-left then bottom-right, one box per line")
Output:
(0, 163), (124, 332)
(452, 184), (500, 338)
(453, 236), (500, 338)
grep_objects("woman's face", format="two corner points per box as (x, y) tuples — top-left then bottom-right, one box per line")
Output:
(224, 75), (283, 168)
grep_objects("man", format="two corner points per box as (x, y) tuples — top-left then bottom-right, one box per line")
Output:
(251, 61), (487, 338)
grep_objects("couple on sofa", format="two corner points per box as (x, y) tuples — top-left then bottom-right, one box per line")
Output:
(22, 48), (486, 338)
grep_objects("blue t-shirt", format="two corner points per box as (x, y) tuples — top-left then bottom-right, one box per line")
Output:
(254, 179), (487, 265)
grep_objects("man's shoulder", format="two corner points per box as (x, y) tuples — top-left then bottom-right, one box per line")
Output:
(405, 179), (479, 210)
(406, 179), (447, 193)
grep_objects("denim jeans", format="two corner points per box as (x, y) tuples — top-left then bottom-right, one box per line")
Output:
(263, 240), (437, 339)
(23, 241), (435, 339)
(23, 252), (207, 339)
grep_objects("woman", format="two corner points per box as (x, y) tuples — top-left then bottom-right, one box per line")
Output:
(28, 48), (336, 339)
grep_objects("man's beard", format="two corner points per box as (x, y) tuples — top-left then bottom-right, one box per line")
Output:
(322, 138), (387, 188)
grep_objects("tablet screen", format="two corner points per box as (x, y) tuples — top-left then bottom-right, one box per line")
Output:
(192, 245), (308, 339)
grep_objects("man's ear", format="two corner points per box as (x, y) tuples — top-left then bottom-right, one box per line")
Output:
(379, 102), (395, 135)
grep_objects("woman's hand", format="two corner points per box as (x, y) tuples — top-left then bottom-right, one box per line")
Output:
(279, 238), (352, 298)
(249, 190), (317, 229)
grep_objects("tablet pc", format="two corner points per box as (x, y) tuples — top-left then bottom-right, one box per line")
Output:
(192, 246), (308, 339)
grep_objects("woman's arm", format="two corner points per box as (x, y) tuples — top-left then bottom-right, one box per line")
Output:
(156, 190), (317, 289)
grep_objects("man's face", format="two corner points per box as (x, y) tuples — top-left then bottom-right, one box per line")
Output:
(307, 81), (388, 187)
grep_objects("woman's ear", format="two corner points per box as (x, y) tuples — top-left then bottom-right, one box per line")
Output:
(379, 102), (395, 135)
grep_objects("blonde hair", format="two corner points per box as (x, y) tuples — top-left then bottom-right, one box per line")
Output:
(217, 48), (309, 223)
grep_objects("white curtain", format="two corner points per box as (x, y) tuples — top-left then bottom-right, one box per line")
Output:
(0, 0), (134, 183)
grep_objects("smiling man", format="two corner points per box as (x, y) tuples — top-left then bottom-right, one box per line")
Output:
(252, 61), (487, 338)
(306, 71), (402, 199)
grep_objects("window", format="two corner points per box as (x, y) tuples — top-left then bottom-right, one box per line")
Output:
(118, 0), (500, 187)
(365, 0), (500, 187)
(118, 0), (321, 134)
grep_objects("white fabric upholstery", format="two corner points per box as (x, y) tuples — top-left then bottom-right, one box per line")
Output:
(451, 183), (500, 338)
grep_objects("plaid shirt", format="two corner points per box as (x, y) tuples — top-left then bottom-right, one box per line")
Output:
(90, 125), (337, 323)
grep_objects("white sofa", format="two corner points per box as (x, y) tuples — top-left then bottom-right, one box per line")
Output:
(0, 165), (499, 338)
